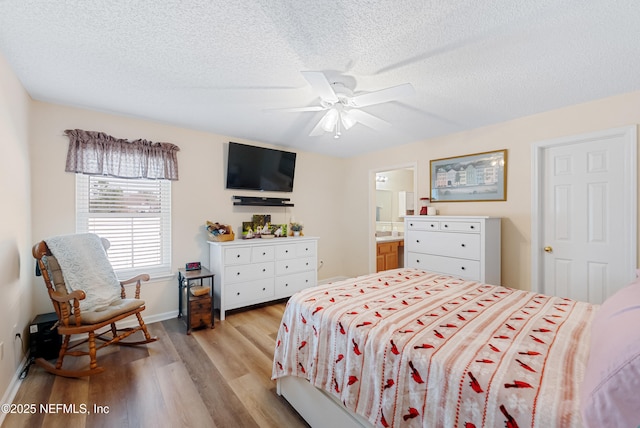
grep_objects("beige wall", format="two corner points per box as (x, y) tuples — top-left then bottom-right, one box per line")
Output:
(343, 91), (640, 289)
(29, 102), (348, 318)
(0, 54), (32, 399)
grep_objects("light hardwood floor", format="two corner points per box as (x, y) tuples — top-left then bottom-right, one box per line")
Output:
(2, 301), (309, 428)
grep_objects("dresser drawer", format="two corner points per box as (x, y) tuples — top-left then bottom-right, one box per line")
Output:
(224, 247), (252, 265)
(295, 241), (316, 258)
(275, 256), (316, 275)
(225, 261), (274, 284)
(406, 220), (439, 231)
(275, 243), (297, 260)
(251, 245), (274, 262)
(407, 252), (480, 281)
(226, 278), (274, 307)
(439, 221), (481, 233)
(275, 270), (316, 297)
(407, 231), (480, 260)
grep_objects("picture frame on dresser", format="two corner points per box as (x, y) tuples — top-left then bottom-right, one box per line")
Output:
(430, 149), (507, 202)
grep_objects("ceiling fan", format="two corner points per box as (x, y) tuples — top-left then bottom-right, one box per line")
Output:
(282, 71), (415, 139)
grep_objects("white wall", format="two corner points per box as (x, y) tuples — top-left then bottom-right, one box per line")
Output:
(0, 53), (32, 400)
(29, 101), (348, 318)
(343, 91), (640, 290)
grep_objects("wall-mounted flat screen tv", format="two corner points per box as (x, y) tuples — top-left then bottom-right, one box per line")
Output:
(226, 142), (297, 192)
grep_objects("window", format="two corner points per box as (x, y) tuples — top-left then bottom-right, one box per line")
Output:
(76, 174), (171, 279)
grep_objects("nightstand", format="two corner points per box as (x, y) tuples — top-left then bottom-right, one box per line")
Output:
(178, 267), (215, 334)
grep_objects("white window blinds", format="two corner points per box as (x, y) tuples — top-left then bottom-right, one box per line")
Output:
(76, 174), (171, 278)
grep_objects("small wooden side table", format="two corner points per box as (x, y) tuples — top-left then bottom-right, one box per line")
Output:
(178, 267), (215, 334)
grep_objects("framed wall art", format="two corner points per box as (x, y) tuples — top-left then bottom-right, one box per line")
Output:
(430, 149), (507, 202)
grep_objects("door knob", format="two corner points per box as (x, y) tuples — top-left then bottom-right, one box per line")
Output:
(544, 246), (553, 253)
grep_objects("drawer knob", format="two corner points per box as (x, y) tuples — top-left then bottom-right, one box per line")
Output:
(262, 268), (266, 272)
(461, 266), (466, 270)
(305, 279), (308, 283)
(416, 259), (420, 263)
(236, 272), (241, 276)
(262, 287), (266, 291)
(470, 225), (475, 229)
(285, 250), (289, 253)
(410, 223), (413, 226)
(305, 262), (309, 266)
(444, 224), (449, 228)
(285, 283), (289, 287)
(236, 254), (240, 258)
(237, 292), (240, 296)
(416, 239), (420, 243)
(262, 252), (266, 256)
(430, 224), (434, 228)
(461, 244), (466, 247)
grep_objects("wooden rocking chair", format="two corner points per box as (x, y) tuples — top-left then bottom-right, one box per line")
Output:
(32, 237), (157, 377)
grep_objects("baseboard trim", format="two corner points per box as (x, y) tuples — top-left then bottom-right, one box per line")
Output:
(0, 355), (29, 427)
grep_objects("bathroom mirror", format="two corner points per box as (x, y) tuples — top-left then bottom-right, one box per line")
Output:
(375, 168), (415, 222)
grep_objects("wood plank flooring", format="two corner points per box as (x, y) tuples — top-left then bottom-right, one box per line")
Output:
(2, 301), (308, 428)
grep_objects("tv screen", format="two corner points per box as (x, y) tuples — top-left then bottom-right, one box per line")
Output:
(226, 142), (296, 192)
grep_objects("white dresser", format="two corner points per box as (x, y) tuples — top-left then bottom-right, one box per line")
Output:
(404, 216), (501, 285)
(208, 237), (318, 320)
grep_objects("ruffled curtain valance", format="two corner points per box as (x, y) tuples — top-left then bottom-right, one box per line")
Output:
(64, 129), (180, 180)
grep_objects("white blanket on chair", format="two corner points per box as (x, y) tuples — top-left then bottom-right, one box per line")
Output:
(45, 233), (121, 312)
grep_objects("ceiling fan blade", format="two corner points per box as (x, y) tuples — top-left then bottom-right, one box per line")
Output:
(347, 109), (392, 131)
(301, 71), (339, 103)
(275, 106), (326, 112)
(349, 83), (415, 108)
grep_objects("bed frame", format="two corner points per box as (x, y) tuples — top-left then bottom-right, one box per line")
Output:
(277, 376), (371, 428)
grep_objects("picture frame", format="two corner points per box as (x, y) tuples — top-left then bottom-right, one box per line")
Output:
(430, 149), (507, 202)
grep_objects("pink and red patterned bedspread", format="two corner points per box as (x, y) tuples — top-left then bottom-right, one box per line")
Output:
(272, 268), (597, 427)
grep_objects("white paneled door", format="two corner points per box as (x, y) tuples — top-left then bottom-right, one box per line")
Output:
(532, 126), (637, 304)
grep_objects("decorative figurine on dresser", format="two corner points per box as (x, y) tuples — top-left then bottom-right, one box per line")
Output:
(208, 236), (319, 320)
(404, 215), (501, 285)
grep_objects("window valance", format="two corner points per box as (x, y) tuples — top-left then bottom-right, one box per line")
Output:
(64, 129), (180, 180)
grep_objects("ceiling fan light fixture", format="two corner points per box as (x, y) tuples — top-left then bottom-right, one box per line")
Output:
(321, 108), (339, 132)
(296, 71), (414, 139)
(340, 110), (356, 130)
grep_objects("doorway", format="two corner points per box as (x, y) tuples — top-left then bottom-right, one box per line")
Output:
(369, 163), (417, 273)
(531, 126), (637, 303)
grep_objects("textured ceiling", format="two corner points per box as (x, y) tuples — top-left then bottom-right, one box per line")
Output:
(1, 1), (639, 157)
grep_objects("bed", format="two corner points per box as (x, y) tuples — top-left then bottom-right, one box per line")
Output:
(272, 268), (640, 427)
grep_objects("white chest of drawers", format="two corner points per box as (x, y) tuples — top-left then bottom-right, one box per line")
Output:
(404, 216), (501, 284)
(208, 237), (318, 320)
